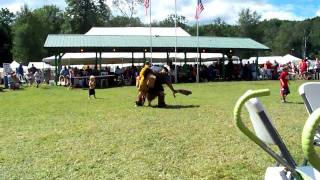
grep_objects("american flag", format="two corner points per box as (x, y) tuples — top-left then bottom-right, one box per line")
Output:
(144, 0), (150, 15)
(195, 0), (204, 19)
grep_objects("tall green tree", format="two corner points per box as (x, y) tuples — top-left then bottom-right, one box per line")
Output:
(12, 5), (64, 64)
(158, 14), (188, 30)
(237, 8), (262, 41)
(0, 8), (14, 65)
(64, 0), (111, 33)
(112, 0), (143, 26)
(109, 16), (142, 27)
(12, 5), (44, 63)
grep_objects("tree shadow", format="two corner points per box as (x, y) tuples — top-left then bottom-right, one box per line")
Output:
(151, 104), (200, 109)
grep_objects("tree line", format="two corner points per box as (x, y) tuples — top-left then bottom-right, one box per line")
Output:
(1, 0), (319, 66)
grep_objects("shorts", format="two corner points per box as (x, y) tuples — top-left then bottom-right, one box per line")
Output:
(89, 88), (95, 96)
(281, 87), (290, 96)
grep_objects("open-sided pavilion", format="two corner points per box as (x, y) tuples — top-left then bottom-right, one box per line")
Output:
(44, 33), (270, 83)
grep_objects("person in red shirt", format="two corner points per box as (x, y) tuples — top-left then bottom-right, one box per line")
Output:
(299, 59), (308, 79)
(279, 66), (290, 103)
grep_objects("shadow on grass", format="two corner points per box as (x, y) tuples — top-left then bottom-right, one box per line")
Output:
(283, 101), (304, 105)
(151, 104), (200, 109)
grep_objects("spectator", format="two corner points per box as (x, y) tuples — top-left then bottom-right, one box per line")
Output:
(314, 58), (320, 80)
(34, 70), (42, 88)
(279, 66), (290, 103)
(299, 59), (308, 79)
(88, 75), (96, 99)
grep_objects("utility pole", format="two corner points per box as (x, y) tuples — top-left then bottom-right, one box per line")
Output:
(303, 29), (311, 59)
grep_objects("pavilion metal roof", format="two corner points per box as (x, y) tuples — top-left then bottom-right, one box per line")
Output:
(44, 34), (270, 53)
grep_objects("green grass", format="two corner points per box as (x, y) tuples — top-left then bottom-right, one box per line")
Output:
(0, 80), (315, 179)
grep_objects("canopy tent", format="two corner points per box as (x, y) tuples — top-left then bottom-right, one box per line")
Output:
(249, 54), (302, 65)
(28, 62), (55, 69)
(282, 54), (301, 63)
(10, 60), (21, 69)
(248, 56), (283, 65)
(10, 60), (28, 72)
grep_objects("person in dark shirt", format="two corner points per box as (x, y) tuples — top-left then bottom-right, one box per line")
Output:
(146, 67), (177, 107)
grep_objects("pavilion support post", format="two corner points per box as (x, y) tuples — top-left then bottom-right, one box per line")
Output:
(95, 52), (98, 71)
(143, 52), (146, 63)
(131, 52), (134, 65)
(54, 54), (58, 85)
(255, 51), (259, 80)
(222, 52), (226, 80)
(99, 52), (102, 74)
(166, 52), (170, 65)
(184, 52), (187, 64)
(199, 53), (202, 66)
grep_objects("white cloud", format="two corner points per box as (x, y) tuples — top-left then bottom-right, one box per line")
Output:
(316, 8), (320, 16)
(0, 2), (24, 12)
(0, 0), (311, 25)
(135, 0), (305, 25)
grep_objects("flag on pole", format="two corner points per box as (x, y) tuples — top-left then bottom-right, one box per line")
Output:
(195, 0), (204, 19)
(144, 0), (150, 15)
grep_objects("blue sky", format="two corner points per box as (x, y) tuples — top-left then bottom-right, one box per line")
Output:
(0, 0), (319, 24)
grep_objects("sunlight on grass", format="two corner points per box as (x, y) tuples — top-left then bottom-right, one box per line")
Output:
(0, 80), (315, 179)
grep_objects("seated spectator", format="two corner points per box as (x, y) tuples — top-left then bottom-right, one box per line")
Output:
(8, 72), (21, 90)
(59, 66), (69, 86)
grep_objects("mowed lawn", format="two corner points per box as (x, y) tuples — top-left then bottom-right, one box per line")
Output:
(0, 80), (313, 179)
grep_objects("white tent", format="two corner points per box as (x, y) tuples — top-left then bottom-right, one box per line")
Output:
(282, 54), (301, 63)
(10, 60), (20, 70)
(28, 62), (54, 69)
(10, 60), (28, 72)
(249, 54), (302, 65)
(248, 56), (283, 65)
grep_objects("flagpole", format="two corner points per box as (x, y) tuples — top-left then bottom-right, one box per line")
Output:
(149, 0), (152, 64)
(196, 19), (199, 83)
(174, 0), (178, 83)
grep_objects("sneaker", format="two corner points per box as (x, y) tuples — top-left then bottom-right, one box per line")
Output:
(135, 101), (143, 106)
(281, 100), (286, 103)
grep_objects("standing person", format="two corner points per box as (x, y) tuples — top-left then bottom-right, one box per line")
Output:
(279, 66), (290, 103)
(314, 58), (320, 80)
(299, 58), (308, 79)
(88, 75), (96, 99)
(34, 70), (42, 88)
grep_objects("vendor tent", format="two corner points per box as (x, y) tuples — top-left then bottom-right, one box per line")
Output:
(282, 54), (301, 63)
(248, 54), (303, 65)
(10, 60), (20, 70)
(28, 62), (54, 69)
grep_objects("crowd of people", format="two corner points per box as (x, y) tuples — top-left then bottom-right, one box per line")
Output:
(1, 57), (320, 91)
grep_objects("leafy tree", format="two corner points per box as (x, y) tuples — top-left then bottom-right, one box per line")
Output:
(0, 8), (14, 65)
(33, 5), (64, 34)
(112, 0), (143, 26)
(237, 8), (262, 41)
(109, 16), (143, 27)
(12, 5), (64, 64)
(12, 5), (45, 63)
(158, 14), (188, 30)
(64, 0), (111, 33)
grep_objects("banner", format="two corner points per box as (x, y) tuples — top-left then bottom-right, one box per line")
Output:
(3, 63), (12, 75)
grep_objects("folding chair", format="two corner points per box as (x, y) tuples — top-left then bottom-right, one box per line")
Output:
(234, 89), (320, 179)
(302, 108), (320, 174)
(299, 83), (320, 147)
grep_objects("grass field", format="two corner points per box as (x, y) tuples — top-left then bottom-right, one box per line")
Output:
(0, 80), (315, 179)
